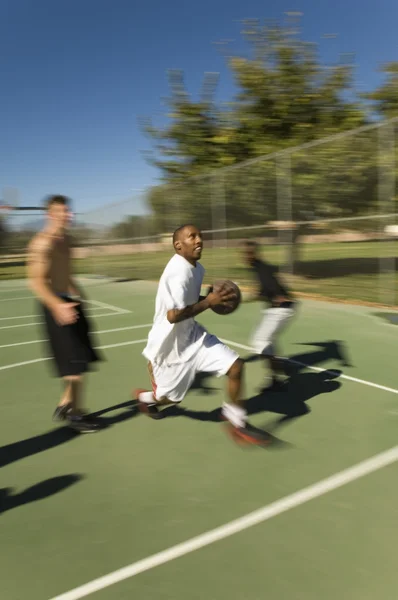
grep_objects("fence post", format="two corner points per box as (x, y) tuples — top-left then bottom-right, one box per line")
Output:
(210, 172), (227, 281)
(276, 153), (294, 275)
(378, 121), (396, 306)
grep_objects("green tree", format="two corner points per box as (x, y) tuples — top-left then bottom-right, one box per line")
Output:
(363, 62), (398, 117)
(143, 17), (380, 261)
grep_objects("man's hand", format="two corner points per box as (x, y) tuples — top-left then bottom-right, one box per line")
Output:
(52, 302), (79, 326)
(207, 283), (237, 308)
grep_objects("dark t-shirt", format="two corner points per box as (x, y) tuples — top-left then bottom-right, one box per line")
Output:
(251, 259), (291, 305)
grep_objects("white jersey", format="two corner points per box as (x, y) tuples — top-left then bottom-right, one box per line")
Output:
(142, 253), (207, 366)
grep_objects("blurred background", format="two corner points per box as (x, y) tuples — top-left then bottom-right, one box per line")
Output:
(1, 2), (397, 305)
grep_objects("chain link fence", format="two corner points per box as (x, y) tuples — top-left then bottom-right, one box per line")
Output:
(1, 119), (397, 305)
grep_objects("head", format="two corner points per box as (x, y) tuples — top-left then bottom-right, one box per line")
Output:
(172, 224), (203, 265)
(45, 195), (72, 233)
(242, 240), (258, 266)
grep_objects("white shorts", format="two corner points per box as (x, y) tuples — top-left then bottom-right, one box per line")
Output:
(152, 333), (239, 403)
(250, 306), (295, 355)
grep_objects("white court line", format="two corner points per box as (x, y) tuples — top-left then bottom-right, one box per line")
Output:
(0, 302), (129, 322)
(0, 295), (32, 302)
(49, 445), (398, 600)
(0, 313), (38, 321)
(221, 338), (398, 396)
(1, 332), (397, 398)
(0, 312), (130, 331)
(0, 338), (148, 371)
(84, 299), (131, 314)
(0, 324), (152, 349)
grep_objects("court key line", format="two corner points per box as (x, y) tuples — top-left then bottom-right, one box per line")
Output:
(84, 298), (131, 314)
(49, 445), (398, 600)
(221, 338), (398, 396)
(0, 312), (130, 331)
(0, 294), (32, 302)
(0, 338), (149, 371)
(0, 324), (152, 349)
(1, 334), (397, 398)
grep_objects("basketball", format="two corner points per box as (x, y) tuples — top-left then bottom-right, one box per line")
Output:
(210, 280), (241, 315)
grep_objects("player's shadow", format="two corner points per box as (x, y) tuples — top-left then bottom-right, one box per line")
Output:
(288, 340), (353, 370)
(0, 474), (83, 514)
(0, 401), (139, 469)
(248, 369), (342, 434)
(189, 372), (218, 396)
(162, 369), (341, 427)
(244, 340), (352, 371)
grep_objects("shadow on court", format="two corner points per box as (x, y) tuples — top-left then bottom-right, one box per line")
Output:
(0, 401), (138, 469)
(161, 369), (341, 427)
(159, 341), (346, 439)
(244, 340), (352, 371)
(0, 474), (83, 514)
(0, 340), (349, 465)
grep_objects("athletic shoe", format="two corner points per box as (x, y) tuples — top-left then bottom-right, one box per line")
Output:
(223, 420), (272, 447)
(134, 389), (162, 420)
(52, 403), (72, 422)
(66, 413), (102, 433)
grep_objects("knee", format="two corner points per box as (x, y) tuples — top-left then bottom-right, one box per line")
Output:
(64, 375), (81, 383)
(227, 358), (244, 380)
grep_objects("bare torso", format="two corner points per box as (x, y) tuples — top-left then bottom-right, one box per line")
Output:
(28, 231), (72, 295)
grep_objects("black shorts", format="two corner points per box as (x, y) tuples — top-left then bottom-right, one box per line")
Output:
(42, 296), (102, 378)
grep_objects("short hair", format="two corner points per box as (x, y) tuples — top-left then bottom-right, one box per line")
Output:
(172, 224), (196, 245)
(44, 195), (70, 210)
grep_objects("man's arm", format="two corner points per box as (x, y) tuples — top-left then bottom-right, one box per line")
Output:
(167, 285), (236, 325)
(167, 296), (211, 324)
(27, 236), (78, 326)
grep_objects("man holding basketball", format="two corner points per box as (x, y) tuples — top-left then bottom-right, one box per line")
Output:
(135, 224), (270, 446)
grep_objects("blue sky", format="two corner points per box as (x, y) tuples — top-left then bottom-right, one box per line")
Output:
(1, 0), (397, 214)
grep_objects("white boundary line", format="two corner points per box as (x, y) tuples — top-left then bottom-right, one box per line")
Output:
(84, 299), (131, 314)
(0, 338), (148, 371)
(0, 306), (112, 321)
(221, 338), (398, 396)
(0, 312), (130, 331)
(0, 324), (152, 349)
(0, 313), (39, 321)
(1, 333), (397, 398)
(0, 295), (32, 302)
(49, 445), (398, 600)
(0, 330), (396, 598)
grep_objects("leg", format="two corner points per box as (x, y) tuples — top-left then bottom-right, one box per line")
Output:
(63, 375), (83, 415)
(251, 308), (294, 388)
(196, 336), (270, 445)
(227, 358), (244, 407)
(263, 350), (287, 389)
(134, 361), (191, 419)
(54, 374), (100, 433)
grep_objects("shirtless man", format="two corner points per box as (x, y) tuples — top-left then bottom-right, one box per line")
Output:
(27, 195), (101, 433)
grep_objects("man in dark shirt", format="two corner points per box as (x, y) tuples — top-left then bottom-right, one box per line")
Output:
(242, 240), (296, 389)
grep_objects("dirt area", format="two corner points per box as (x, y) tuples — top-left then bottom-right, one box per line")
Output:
(71, 231), (390, 258)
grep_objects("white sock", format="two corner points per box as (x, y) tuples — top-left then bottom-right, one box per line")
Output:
(138, 391), (155, 405)
(222, 403), (247, 428)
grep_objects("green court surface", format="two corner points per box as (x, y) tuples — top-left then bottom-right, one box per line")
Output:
(1, 278), (397, 600)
